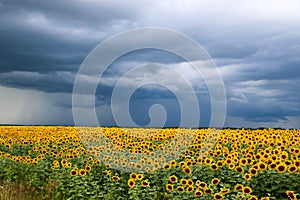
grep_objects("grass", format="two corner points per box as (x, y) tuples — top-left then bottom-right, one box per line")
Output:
(0, 180), (56, 200)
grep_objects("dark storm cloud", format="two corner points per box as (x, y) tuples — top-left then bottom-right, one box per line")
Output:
(1, 0), (140, 27)
(1, 0), (300, 127)
(0, 0), (141, 90)
(0, 10), (91, 73)
(0, 71), (75, 93)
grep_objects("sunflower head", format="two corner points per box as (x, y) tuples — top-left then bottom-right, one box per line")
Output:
(79, 169), (86, 176)
(249, 167), (258, 176)
(244, 173), (251, 181)
(258, 162), (267, 171)
(242, 186), (252, 194)
(187, 179), (193, 186)
(204, 187), (213, 194)
(288, 165), (297, 173)
(128, 179), (135, 188)
(176, 186), (185, 192)
(286, 190), (296, 200)
(180, 178), (188, 186)
(169, 175), (178, 183)
(213, 193), (224, 200)
(234, 184), (243, 191)
(183, 166), (191, 175)
(277, 163), (287, 173)
(194, 190), (203, 197)
(130, 173), (137, 180)
(210, 163), (219, 170)
(235, 166), (244, 173)
(137, 174), (144, 180)
(112, 176), (120, 181)
(211, 178), (220, 186)
(69, 168), (78, 176)
(186, 185), (194, 193)
(221, 188), (230, 194)
(166, 184), (174, 191)
(199, 182), (207, 188)
(248, 195), (258, 200)
(141, 180), (150, 187)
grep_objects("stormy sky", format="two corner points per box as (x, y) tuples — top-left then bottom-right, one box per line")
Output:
(1, 0), (300, 128)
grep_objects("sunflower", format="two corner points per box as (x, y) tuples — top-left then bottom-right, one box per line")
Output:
(166, 184), (174, 191)
(197, 157), (203, 164)
(244, 173), (251, 181)
(199, 182), (207, 188)
(276, 163), (287, 173)
(288, 165), (297, 173)
(213, 193), (224, 200)
(180, 178), (188, 186)
(258, 162), (267, 171)
(294, 160), (300, 167)
(210, 163), (219, 171)
(169, 175), (178, 183)
(271, 155), (277, 161)
(195, 180), (201, 186)
(186, 185), (194, 193)
(235, 166), (244, 173)
(112, 176), (120, 181)
(70, 168), (78, 176)
(103, 170), (111, 176)
(280, 152), (288, 160)
(204, 187), (213, 194)
(247, 158), (253, 164)
(225, 158), (232, 165)
(242, 186), (252, 194)
(239, 158), (248, 166)
(249, 168), (258, 176)
(137, 174), (144, 180)
(61, 159), (67, 166)
(228, 163), (235, 170)
(183, 166), (191, 175)
(187, 179), (193, 186)
(217, 160), (224, 166)
(211, 178), (220, 186)
(170, 160), (177, 167)
(273, 149), (280, 155)
(130, 173), (137, 180)
(234, 184), (243, 191)
(176, 186), (185, 192)
(65, 162), (72, 168)
(269, 163), (277, 170)
(205, 158), (213, 165)
(128, 179), (135, 188)
(221, 188), (230, 194)
(79, 169), (86, 176)
(94, 159), (100, 165)
(194, 190), (203, 197)
(136, 164), (142, 169)
(164, 164), (171, 170)
(141, 180), (150, 187)
(85, 164), (91, 172)
(286, 190), (296, 200)
(53, 160), (59, 166)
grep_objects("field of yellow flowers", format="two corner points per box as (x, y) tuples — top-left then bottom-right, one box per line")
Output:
(0, 126), (299, 199)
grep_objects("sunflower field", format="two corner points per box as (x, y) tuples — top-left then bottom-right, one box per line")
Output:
(0, 126), (299, 200)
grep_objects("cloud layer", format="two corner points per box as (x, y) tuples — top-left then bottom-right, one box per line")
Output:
(1, 0), (300, 128)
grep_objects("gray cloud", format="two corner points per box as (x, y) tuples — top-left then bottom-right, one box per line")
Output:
(1, 0), (300, 127)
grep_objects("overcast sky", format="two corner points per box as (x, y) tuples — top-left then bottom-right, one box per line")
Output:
(1, 0), (300, 128)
